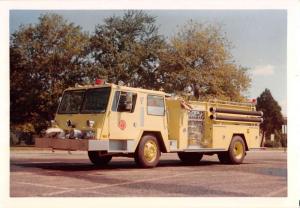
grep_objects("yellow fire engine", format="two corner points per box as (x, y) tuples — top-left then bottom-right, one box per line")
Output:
(36, 80), (263, 168)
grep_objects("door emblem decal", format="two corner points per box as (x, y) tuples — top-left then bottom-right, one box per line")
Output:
(119, 120), (126, 130)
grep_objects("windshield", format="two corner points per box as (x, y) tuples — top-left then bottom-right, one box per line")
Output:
(58, 90), (85, 114)
(57, 87), (111, 114)
(81, 88), (111, 113)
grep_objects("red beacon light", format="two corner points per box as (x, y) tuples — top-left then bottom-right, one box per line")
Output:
(95, 79), (104, 85)
(248, 98), (257, 104)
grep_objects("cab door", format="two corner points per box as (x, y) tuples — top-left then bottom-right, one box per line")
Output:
(108, 90), (140, 140)
(143, 94), (169, 145)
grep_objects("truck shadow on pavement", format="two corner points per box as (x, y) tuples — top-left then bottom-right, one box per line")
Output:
(11, 159), (232, 172)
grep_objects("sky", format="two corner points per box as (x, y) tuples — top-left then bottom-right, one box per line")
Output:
(9, 10), (287, 115)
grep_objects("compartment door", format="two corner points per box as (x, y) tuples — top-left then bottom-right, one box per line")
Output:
(188, 110), (205, 148)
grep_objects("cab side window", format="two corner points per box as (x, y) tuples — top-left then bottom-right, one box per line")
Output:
(112, 91), (137, 113)
(147, 95), (165, 116)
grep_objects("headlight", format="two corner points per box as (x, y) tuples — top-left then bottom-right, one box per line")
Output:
(84, 130), (96, 139)
(69, 129), (82, 139)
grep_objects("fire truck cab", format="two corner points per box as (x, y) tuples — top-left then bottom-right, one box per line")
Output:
(36, 82), (263, 168)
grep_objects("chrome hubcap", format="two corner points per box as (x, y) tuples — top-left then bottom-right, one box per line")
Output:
(144, 140), (157, 163)
(233, 141), (244, 160)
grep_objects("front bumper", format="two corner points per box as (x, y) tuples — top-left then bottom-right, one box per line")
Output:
(35, 137), (136, 152)
(35, 137), (109, 151)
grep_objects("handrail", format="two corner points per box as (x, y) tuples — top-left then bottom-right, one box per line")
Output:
(208, 99), (254, 107)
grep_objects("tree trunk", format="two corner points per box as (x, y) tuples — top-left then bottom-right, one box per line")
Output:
(260, 130), (265, 147)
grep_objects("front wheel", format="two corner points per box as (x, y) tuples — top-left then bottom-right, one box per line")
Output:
(88, 151), (112, 166)
(134, 135), (161, 168)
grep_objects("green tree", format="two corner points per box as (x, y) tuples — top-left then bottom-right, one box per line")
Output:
(158, 21), (251, 101)
(256, 89), (284, 144)
(90, 13), (250, 101)
(10, 13), (89, 132)
(90, 10), (166, 88)
(10, 11), (253, 134)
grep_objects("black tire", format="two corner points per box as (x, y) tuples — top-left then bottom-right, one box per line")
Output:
(88, 151), (112, 166)
(218, 135), (246, 164)
(134, 135), (161, 168)
(228, 136), (246, 164)
(217, 152), (230, 164)
(177, 152), (203, 164)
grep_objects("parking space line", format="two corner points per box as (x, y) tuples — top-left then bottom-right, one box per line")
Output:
(41, 188), (120, 197)
(78, 189), (119, 196)
(41, 189), (75, 197)
(265, 187), (287, 197)
(15, 179), (134, 197)
(14, 181), (77, 197)
(87, 170), (156, 176)
(81, 171), (201, 191)
(15, 181), (70, 190)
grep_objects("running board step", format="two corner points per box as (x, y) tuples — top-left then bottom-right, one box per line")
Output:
(183, 148), (226, 152)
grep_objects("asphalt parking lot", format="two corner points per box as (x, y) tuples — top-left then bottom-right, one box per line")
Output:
(10, 148), (287, 197)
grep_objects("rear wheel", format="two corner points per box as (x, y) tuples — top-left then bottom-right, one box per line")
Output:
(177, 152), (203, 164)
(134, 135), (161, 168)
(88, 151), (112, 166)
(218, 135), (246, 164)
